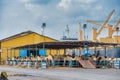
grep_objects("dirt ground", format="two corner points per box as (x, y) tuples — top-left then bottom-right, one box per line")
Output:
(0, 65), (120, 80)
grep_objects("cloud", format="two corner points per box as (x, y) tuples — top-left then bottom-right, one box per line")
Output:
(58, 0), (71, 10)
(0, 0), (119, 40)
(25, 3), (35, 10)
(78, 0), (97, 4)
(30, 0), (52, 5)
(18, 0), (30, 3)
(19, 0), (53, 5)
(58, 0), (97, 10)
(95, 6), (102, 10)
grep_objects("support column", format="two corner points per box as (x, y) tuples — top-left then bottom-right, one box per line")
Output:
(10, 49), (12, 59)
(35, 45), (38, 68)
(50, 49), (51, 55)
(58, 49), (60, 56)
(6, 48), (9, 65)
(28, 46), (31, 68)
(28, 46), (30, 58)
(13, 49), (16, 66)
(36, 45), (38, 62)
(104, 46), (107, 57)
(56, 49), (59, 56)
(64, 49), (66, 55)
(0, 52), (2, 65)
(107, 25), (112, 38)
(14, 49), (15, 57)
(92, 28), (97, 42)
(104, 46), (108, 67)
(79, 31), (83, 41)
(94, 45), (96, 55)
(6, 48), (8, 60)
(116, 46), (118, 66)
(79, 48), (81, 56)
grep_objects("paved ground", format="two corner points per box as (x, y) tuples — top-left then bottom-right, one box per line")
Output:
(0, 66), (120, 80)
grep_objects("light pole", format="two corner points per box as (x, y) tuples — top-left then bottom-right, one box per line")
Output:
(41, 23), (46, 68)
(41, 23), (46, 56)
(83, 24), (87, 59)
(116, 27), (119, 68)
(83, 24), (87, 41)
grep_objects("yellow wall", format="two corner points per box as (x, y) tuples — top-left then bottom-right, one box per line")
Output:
(100, 36), (120, 43)
(46, 49), (64, 56)
(1, 33), (63, 60)
(33, 33), (56, 44)
(0, 42), (1, 49)
(113, 36), (120, 43)
(107, 25), (112, 38)
(92, 28), (97, 42)
(99, 37), (114, 43)
(1, 33), (34, 60)
(79, 30), (83, 41)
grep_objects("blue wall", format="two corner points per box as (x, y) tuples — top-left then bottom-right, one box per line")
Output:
(39, 50), (46, 56)
(20, 50), (27, 57)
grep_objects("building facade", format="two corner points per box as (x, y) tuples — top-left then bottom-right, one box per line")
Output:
(0, 31), (60, 60)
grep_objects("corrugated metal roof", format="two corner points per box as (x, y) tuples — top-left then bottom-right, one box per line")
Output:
(13, 41), (118, 49)
(0, 30), (58, 42)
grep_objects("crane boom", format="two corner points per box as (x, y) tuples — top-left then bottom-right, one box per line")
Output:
(103, 9), (115, 25)
(111, 18), (120, 34)
(97, 9), (115, 36)
(86, 20), (102, 26)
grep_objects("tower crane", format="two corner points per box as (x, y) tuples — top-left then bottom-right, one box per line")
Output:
(86, 9), (115, 41)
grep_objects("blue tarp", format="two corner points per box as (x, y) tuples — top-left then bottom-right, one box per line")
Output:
(84, 47), (91, 56)
(85, 50), (91, 56)
(39, 50), (46, 56)
(20, 50), (27, 57)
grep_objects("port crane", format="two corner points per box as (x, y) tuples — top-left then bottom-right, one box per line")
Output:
(86, 9), (115, 41)
(111, 18), (120, 34)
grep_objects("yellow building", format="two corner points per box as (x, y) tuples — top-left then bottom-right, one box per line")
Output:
(0, 31), (60, 60)
(100, 36), (120, 43)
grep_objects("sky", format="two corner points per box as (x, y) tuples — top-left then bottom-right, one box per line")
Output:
(0, 0), (120, 40)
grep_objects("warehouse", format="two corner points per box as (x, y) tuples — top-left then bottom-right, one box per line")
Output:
(0, 30), (59, 62)
(0, 30), (119, 68)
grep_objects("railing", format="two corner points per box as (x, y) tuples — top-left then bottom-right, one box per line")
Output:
(4, 59), (120, 69)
